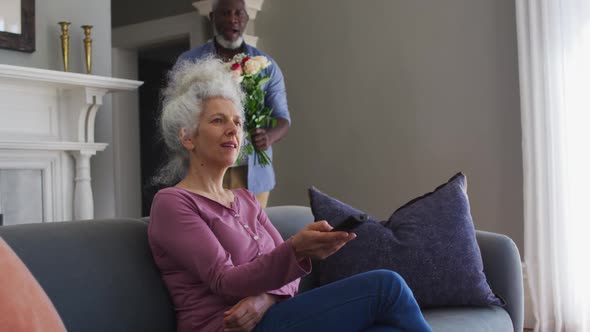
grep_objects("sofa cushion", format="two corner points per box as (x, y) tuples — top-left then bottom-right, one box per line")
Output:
(0, 237), (66, 332)
(423, 306), (513, 332)
(309, 173), (503, 308)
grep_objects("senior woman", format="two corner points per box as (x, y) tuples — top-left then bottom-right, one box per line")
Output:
(148, 57), (432, 332)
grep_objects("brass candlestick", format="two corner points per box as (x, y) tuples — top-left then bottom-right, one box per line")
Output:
(58, 21), (71, 72)
(81, 25), (93, 74)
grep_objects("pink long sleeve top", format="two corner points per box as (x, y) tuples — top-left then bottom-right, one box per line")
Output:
(148, 187), (311, 332)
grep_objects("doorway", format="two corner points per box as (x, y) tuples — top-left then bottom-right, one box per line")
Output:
(137, 39), (190, 216)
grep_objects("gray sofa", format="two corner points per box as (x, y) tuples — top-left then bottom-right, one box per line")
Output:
(0, 205), (523, 332)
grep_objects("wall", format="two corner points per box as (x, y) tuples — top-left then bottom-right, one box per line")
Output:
(0, 0), (111, 77)
(0, 0), (116, 219)
(111, 48), (142, 218)
(257, 0), (524, 254)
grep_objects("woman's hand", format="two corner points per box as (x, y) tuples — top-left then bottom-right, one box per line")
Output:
(223, 293), (278, 332)
(290, 220), (356, 260)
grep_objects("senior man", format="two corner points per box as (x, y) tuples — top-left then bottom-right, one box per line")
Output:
(176, 0), (290, 207)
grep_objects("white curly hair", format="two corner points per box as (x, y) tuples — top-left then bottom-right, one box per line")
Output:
(154, 56), (245, 186)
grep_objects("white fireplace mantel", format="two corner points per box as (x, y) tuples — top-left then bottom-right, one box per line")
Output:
(0, 64), (142, 224)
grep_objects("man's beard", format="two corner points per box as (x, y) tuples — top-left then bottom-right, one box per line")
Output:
(214, 29), (244, 50)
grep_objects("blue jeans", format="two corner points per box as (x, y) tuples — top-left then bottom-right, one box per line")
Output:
(254, 270), (432, 332)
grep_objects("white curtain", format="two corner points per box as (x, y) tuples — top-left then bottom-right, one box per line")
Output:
(516, 0), (590, 331)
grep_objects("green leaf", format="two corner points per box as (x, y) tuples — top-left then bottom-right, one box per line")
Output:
(238, 70), (275, 166)
(257, 77), (270, 89)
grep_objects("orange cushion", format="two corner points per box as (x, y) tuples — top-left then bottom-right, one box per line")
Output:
(0, 237), (66, 332)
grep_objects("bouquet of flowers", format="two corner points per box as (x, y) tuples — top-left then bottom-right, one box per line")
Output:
(227, 54), (276, 166)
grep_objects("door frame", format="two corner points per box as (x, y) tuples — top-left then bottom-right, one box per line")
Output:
(111, 12), (206, 217)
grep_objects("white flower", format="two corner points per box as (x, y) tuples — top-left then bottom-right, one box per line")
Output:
(231, 53), (247, 64)
(251, 56), (271, 70)
(243, 59), (262, 75)
(243, 56), (271, 75)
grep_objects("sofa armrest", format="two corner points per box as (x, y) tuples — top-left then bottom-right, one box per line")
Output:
(476, 230), (524, 332)
(265, 205), (319, 292)
(265, 205), (314, 239)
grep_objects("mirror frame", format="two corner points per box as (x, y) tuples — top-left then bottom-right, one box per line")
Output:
(0, 0), (35, 52)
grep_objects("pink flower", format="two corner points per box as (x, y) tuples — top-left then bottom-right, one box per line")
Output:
(231, 62), (241, 71)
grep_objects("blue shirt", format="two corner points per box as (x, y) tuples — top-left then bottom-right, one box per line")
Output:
(177, 40), (291, 194)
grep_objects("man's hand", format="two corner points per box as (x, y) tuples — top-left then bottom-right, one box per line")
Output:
(251, 128), (272, 151)
(223, 293), (278, 332)
(250, 118), (290, 151)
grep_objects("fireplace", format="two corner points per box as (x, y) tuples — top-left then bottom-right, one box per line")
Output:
(0, 64), (141, 223)
(0, 169), (43, 225)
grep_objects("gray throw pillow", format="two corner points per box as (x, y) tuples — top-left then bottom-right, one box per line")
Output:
(309, 173), (504, 308)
